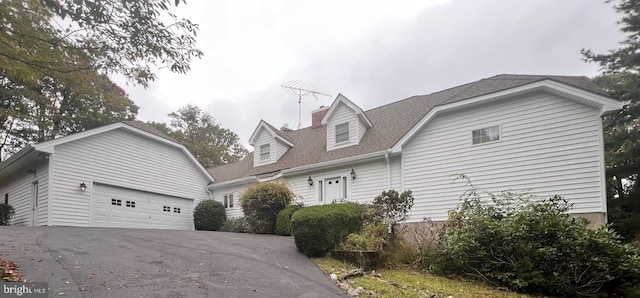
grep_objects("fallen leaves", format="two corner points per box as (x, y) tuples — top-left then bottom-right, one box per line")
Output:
(0, 257), (26, 282)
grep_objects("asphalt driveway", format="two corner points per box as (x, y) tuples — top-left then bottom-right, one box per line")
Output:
(0, 227), (345, 297)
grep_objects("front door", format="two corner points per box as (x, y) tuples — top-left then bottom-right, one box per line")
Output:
(325, 177), (343, 202)
(31, 182), (39, 226)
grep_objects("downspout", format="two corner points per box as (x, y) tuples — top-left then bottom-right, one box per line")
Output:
(204, 185), (213, 200)
(385, 151), (391, 190)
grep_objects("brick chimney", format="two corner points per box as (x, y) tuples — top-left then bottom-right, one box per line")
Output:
(311, 106), (330, 128)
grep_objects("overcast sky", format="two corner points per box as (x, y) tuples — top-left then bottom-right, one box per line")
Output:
(113, 0), (623, 149)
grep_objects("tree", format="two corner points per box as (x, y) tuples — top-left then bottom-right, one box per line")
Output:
(151, 105), (248, 167)
(0, 0), (202, 87)
(583, 0), (640, 239)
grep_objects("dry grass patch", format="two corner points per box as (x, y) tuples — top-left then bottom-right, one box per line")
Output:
(313, 257), (543, 298)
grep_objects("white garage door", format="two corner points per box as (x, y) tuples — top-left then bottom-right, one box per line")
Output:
(91, 183), (194, 230)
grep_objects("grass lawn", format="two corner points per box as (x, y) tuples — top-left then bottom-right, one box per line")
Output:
(313, 257), (543, 298)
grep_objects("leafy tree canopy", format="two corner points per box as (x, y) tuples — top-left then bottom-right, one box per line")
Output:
(1, 0), (202, 87)
(150, 105), (248, 167)
(583, 0), (640, 239)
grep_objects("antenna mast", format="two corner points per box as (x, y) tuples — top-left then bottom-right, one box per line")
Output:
(281, 81), (331, 129)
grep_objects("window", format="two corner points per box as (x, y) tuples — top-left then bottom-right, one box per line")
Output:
(126, 201), (135, 208)
(111, 199), (122, 206)
(318, 180), (323, 202)
(260, 144), (270, 161)
(174, 207), (181, 213)
(4, 193), (7, 205)
(224, 194), (234, 209)
(472, 126), (500, 145)
(163, 206), (171, 212)
(335, 123), (349, 143)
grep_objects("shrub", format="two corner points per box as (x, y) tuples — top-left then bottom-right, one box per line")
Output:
(373, 189), (414, 225)
(337, 222), (388, 252)
(220, 217), (250, 233)
(0, 204), (15, 226)
(240, 182), (293, 234)
(275, 204), (302, 236)
(436, 177), (640, 297)
(290, 203), (364, 257)
(193, 200), (226, 231)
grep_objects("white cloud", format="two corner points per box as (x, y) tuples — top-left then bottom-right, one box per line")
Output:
(115, 0), (623, 149)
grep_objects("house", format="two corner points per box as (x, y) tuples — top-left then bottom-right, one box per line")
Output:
(208, 74), (627, 225)
(0, 121), (213, 229)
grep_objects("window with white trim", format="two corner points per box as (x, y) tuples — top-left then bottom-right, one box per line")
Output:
(111, 199), (122, 206)
(335, 123), (349, 143)
(472, 126), (500, 145)
(260, 144), (270, 161)
(126, 201), (136, 208)
(163, 206), (171, 212)
(174, 207), (181, 213)
(224, 194), (234, 209)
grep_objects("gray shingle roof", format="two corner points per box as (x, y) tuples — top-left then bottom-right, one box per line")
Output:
(208, 74), (611, 184)
(122, 120), (177, 143)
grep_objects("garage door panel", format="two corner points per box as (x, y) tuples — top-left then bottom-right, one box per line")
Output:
(91, 183), (194, 230)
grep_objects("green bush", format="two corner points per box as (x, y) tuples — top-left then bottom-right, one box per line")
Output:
(240, 182), (293, 234)
(193, 200), (226, 231)
(275, 205), (302, 236)
(373, 189), (414, 224)
(220, 217), (250, 233)
(290, 203), (364, 257)
(337, 223), (388, 252)
(435, 178), (640, 297)
(0, 204), (15, 226)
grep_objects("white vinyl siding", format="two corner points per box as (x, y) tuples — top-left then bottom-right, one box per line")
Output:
(285, 158), (391, 207)
(49, 128), (210, 227)
(275, 140), (290, 161)
(253, 128), (275, 166)
(326, 102), (359, 150)
(358, 120), (368, 140)
(212, 184), (246, 218)
(0, 162), (49, 226)
(403, 92), (604, 222)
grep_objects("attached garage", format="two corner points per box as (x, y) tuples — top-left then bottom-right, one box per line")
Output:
(91, 183), (194, 230)
(0, 121), (214, 229)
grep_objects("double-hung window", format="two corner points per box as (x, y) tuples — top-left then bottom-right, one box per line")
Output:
(335, 123), (349, 143)
(260, 144), (270, 161)
(224, 194), (234, 209)
(472, 126), (500, 145)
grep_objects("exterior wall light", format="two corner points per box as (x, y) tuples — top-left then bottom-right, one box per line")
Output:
(307, 176), (313, 186)
(80, 182), (87, 191)
(350, 169), (356, 180)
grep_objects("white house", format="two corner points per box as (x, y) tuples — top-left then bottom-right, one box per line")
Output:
(0, 121), (213, 229)
(208, 74), (627, 225)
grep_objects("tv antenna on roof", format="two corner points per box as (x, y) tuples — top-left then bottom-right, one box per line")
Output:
(281, 80), (331, 129)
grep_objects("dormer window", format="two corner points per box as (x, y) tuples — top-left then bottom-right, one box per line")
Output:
(260, 144), (270, 160)
(335, 123), (349, 143)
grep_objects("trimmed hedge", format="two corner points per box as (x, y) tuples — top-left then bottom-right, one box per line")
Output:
(240, 182), (293, 234)
(275, 205), (302, 236)
(220, 217), (250, 233)
(291, 203), (364, 256)
(193, 200), (226, 231)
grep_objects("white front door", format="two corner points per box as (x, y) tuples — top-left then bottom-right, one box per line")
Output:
(31, 182), (38, 226)
(324, 177), (343, 202)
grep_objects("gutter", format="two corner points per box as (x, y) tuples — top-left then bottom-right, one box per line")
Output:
(281, 150), (388, 176)
(0, 145), (35, 172)
(207, 176), (257, 189)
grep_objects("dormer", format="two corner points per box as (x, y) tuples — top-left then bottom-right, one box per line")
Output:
(249, 120), (294, 167)
(322, 94), (373, 151)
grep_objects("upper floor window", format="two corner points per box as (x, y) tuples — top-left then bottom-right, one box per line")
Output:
(335, 123), (349, 143)
(472, 126), (500, 145)
(260, 144), (270, 161)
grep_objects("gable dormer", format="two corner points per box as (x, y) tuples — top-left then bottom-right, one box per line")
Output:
(322, 94), (373, 151)
(249, 120), (294, 167)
